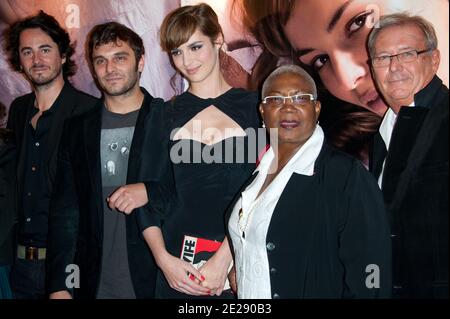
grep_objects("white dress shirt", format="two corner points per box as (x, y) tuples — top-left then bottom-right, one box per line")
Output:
(378, 102), (415, 188)
(228, 125), (324, 299)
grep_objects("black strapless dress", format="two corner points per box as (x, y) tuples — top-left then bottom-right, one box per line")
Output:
(155, 88), (261, 299)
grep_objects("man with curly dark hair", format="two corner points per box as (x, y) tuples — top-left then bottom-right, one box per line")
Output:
(4, 11), (97, 298)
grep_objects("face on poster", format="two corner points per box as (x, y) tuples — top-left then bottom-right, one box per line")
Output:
(183, 0), (448, 115)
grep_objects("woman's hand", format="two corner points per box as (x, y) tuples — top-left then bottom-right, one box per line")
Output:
(142, 227), (208, 295)
(198, 237), (233, 296)
(228, 265), (237, 294)
(198, 253), (232, 296)
(157, 251), (210, 296)
(107, 183), (148, 214)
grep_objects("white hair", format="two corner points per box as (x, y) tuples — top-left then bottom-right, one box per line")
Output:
(368, 13), (438, 58)
(261, 64), (318, 99)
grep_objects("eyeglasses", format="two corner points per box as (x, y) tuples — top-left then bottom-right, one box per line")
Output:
(262, 93), (316, 107)
(371, 49), (432, 68)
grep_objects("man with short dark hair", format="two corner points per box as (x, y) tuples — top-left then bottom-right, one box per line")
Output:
(368, 13), (449, 298)
(5, 11), (97, 299)
(47, 22), (165, 299)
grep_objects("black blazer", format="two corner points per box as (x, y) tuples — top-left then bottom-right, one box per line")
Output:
(226, 143), (392, 298)
(370, 76), (449, 298)
(47, 88), (167, 299)
(6, 82), (97, 218)
(0, 133), (16, 265)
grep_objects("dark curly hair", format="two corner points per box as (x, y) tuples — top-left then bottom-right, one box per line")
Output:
(87, 22), (145, 67)
(4, 10), (77, 78)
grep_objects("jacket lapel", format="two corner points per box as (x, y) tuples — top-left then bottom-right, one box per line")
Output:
(126, 89), (152, 183)
(84, 105), (104, 223)
(16, 95), (35, 198)
(389, 89), (448, 212)
(268, 173), (319, 246)
(382, 107), (428, 201)
(369, 132), (387, 180)
(44, 83), (79, 190)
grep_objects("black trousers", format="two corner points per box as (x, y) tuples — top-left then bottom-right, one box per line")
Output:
(10, 258), (46, 299)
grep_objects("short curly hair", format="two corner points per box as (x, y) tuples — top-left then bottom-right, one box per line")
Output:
(87, 21), (145, 67)
(4, 10), (77, 78)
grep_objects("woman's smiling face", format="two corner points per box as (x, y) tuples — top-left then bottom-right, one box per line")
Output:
(260, 72), (321, 149)
(284, 0), (390, 116)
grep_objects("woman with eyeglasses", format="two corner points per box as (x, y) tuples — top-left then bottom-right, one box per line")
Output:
(224, 65), (392, 298)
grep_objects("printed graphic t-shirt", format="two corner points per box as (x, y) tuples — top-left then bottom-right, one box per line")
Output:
(96, 106), (139, 299)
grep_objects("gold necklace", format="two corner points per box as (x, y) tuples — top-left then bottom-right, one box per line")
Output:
(238, 197), (262, 239)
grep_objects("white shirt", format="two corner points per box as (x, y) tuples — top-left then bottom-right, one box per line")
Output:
(228, 125), (324, 299)
(378, 102), (415, 188)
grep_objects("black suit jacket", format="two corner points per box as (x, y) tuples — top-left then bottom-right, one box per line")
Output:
(226, 143), (392, 298)
(47, 88), (166, 299)
(370, 76), (449, 298)
(0, 134), (16, 265)
(6, 82), (97, 222)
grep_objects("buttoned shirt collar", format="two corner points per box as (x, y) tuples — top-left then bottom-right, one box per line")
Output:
(255, 125), (324, 177)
